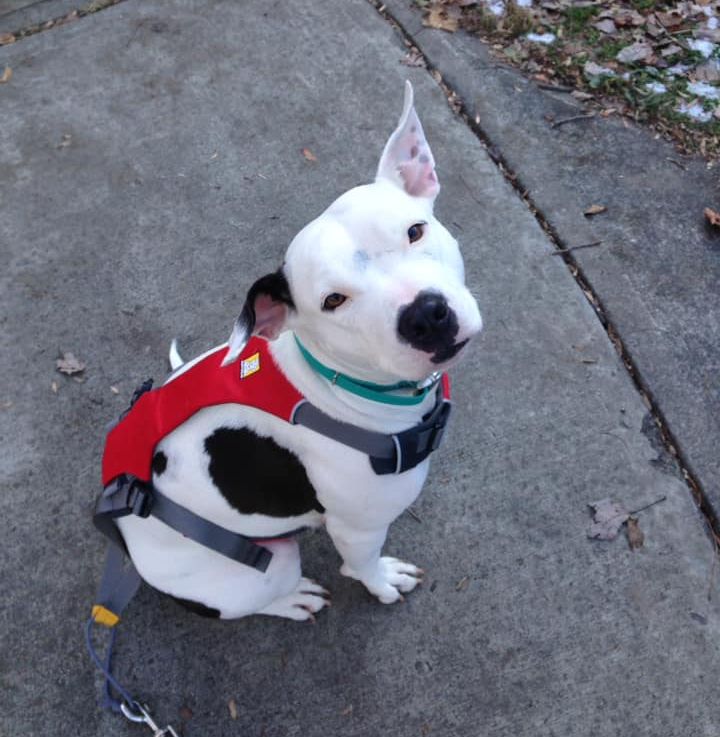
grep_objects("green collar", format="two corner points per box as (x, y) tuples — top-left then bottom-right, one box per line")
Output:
(294, 334), (439, 406)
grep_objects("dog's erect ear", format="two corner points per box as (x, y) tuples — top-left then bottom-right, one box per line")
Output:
(222, 269), (294, 366)
(375, 80), (440, 200)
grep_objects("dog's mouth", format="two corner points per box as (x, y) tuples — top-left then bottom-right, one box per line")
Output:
(430, 339), (469, 365)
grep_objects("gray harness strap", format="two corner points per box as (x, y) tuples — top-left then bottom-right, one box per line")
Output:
(94, 476), (274, 573)
(292, 387), (452, 475)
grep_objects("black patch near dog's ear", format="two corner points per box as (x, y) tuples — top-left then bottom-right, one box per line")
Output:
(222, 268), (294, 366)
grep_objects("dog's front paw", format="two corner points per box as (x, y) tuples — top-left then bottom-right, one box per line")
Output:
(342, 557), (424, 604)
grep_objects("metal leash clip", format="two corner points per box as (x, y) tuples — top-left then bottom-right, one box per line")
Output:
(120, 701), (180, 737)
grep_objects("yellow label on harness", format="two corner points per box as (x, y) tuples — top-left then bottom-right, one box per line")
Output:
(92, 604), (120, 627)
(240, 352), (260, 379)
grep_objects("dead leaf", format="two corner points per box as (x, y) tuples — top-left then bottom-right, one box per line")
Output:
(572, 90), (595, 101)
(228, 699), (238, 720)
(340, 705), (354, 716)
(588, 498), (629, 540)
(616, 42), (654, 65)
(301, 148), (317, 162)
(584, 204), (607, 217)
(51, 381), (59, 394)
(455, 576), (469, 591)
(661, 44), (684, 58)
(0, 33), (16, 45)
(56, 352), (86, 375)
(626, 516), (644, 550)
(0, 67), (12, 84)
(692, 60), (720, 82)
(423, 6), (459, 33)
(704, 207), (720, 226)
(401, 49), (426, 68)
(593, 19), (617, 35)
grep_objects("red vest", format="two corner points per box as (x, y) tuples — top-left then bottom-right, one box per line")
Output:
(102, 338), (301, 486)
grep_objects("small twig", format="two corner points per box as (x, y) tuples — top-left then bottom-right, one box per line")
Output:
(551, 113), (595, 129)
(708, 530), (719, 602)
(538, 83), (574, 93)
(550, 240), (603, 255)
(628, 495), (667, 516)
(406, 506), (422, 523)
(666, 157), (687, 171)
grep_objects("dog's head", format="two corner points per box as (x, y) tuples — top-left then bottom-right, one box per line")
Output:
(224, 82), (482, 383)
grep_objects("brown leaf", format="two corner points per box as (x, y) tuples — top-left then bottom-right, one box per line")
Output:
(340, 705), (354, 716)
(228, 699), (238, 720)
(301, 148), (317, 162)
(584, 204), (607, 217)
(593, 19), (617, 35)
(423, 6), (459, 33)
(0, 66), (12, 84)
(588, 498), (629, 540)
(704, 207), (720, 226)
(401, 49), (426, 68)
(626, 516), (644, 550)
(56, 352), (86, 375)
(0, 33), (16, 45)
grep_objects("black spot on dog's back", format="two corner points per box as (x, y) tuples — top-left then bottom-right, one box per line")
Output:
(152, 451), (168, 476)
(204, 427), (323, 518)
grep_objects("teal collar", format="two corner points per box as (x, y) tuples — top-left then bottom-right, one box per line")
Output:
(294, 334), (440, 406)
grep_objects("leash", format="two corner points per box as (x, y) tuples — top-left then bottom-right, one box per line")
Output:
(86, 474), (294, 734)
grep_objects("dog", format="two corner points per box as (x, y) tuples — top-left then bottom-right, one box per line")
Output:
(113, 82), (482, 620)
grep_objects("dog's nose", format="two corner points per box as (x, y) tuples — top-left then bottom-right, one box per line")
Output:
(397, 290), (459, 353)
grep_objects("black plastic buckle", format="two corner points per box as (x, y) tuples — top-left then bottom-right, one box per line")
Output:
(125, 478), (154, 518)
(428, 400), (452, 452)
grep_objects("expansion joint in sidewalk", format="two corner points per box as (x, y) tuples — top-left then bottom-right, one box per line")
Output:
(0, 0), (125, 45)
(369, 0), (720, 547)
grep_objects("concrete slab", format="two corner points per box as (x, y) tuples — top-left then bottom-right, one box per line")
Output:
(384, 0), (720, 518)
(1, 2), (718, 736)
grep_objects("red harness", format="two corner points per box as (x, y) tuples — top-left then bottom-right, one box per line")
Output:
(102, 338), (301, 486)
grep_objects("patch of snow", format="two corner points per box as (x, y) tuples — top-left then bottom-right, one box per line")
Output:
(708, 16), (719, 30)
(645, 82), (667, 94)
(621, 72), (631, 80)
(584, 61), (616, 78)
(666, 63), (691, 77)
(688, 39), (716, 58)
(688, 81), (720, 99)
(526, 32), (556, 44)
(676, 101), (713, 122)
(488, 0), (505, 16)
(516, 0), (533, 6)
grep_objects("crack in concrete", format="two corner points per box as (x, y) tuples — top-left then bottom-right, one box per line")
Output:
(0, 0), (125, 44)
(369, 0), (720, 546)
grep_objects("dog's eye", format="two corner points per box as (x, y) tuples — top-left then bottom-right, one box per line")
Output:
(408, 223), (425, 243)
(322, 293), (347, 311)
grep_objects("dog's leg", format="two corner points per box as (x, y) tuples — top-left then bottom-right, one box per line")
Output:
(257, 577), (330, 622)
(325, 515), (423, 604)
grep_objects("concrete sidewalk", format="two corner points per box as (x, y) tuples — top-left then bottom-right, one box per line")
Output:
(1, 2), (718, 736)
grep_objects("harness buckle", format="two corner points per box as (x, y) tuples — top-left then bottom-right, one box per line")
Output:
(125, 478), (153, 518)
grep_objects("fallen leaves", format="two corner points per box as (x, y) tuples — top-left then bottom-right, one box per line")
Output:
(301, 148), (317, 162)
(228, 699), (238, 720)
(588, 498), (628, 541)
(56, 352), (86, 375)
(626, 517), (644, 550)
(584, 204), (607, 217)
(0, 33), (16, 45)
(616, 41), (654, 65)
(704, 206), (720, 226)
(423, 5), (461, 33)
(0, 67), (12, 84)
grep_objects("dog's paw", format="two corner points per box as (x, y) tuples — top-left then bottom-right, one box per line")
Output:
(343, 557), (424, 604)
(259, 578), (330, 622)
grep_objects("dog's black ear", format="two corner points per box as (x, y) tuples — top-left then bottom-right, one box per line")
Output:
(222, 268), (295, 366)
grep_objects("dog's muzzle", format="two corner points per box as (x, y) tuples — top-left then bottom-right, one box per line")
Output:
(397, 290), (466, 364)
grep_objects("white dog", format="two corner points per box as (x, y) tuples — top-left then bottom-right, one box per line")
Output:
(107, 82), (482, 621)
